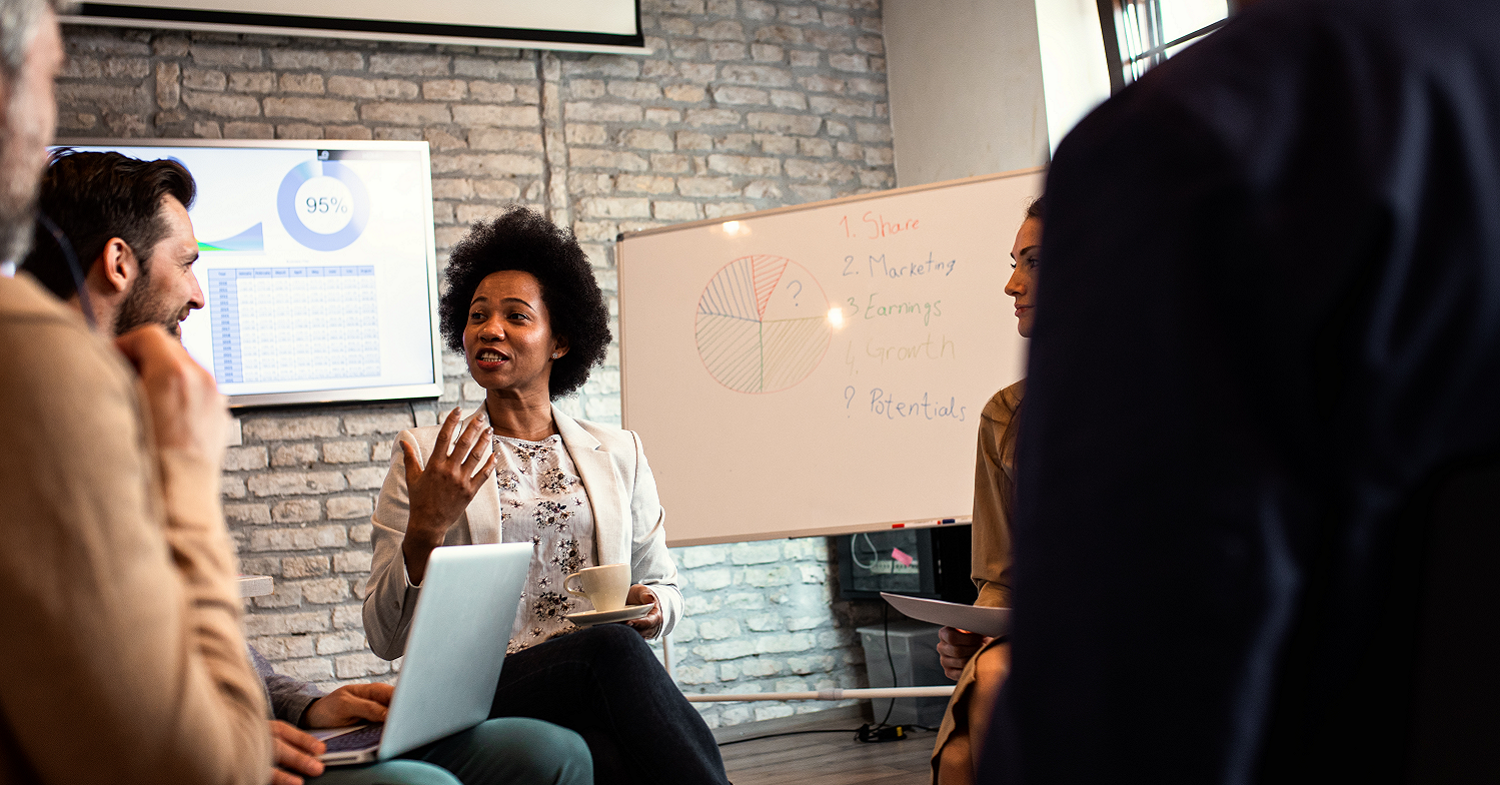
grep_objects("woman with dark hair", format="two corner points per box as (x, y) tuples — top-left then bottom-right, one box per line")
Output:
(363, 206), (728, 785)
(930, 197), (1043, 785)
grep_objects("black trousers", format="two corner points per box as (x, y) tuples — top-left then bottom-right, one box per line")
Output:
(489, 624), (731, 785)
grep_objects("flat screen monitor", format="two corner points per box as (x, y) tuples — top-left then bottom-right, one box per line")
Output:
(52, 139), (444, 408)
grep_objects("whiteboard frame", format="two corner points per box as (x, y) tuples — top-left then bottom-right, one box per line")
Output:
(617, 167), (1044, 546)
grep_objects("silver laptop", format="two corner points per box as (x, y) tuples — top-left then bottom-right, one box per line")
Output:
(316, 542), (532, 765)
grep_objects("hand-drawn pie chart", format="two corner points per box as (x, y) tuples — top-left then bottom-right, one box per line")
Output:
(695, 255), (831, 394)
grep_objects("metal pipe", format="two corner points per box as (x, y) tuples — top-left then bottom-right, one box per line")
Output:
(684, 685), (955, 702)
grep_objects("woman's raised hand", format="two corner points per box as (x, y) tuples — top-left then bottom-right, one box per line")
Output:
(401, 407), (495, 584)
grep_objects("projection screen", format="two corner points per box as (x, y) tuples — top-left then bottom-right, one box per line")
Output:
(65, 0), (645, 53)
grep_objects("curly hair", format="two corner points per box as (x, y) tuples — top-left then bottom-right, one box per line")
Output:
(439, 206), (611, 399)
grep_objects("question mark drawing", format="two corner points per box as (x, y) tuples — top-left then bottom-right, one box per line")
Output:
(785, 279), (802, 306)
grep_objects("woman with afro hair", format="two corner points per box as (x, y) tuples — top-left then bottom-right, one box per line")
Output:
(362, 206), (728, 785)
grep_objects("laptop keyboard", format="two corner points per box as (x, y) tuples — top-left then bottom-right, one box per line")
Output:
(323, 724), (385, 752)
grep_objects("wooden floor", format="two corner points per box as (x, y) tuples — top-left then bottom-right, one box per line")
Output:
(720, 713), (933, 785)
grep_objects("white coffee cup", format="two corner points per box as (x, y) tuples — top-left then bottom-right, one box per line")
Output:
(564, 563), (630, 612)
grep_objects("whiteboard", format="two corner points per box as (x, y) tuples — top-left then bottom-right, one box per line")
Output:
(618, 169), (1044, 546)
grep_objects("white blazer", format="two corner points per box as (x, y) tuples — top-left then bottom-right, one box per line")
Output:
(362, 404), (684, 660)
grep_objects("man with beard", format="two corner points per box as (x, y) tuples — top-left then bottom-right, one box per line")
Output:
(22, 150), (204, 336)
(0, 1), (273, 782)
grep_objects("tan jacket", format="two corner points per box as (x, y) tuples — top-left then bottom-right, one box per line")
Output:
(0, 275), (270, 785)
(972, 380), (1024, 609)
(363, 404), (684, 660)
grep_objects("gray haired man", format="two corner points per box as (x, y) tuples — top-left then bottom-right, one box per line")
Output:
(0, 3), (274, 783)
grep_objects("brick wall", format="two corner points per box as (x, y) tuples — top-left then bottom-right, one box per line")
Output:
(57, 0), (896, 728)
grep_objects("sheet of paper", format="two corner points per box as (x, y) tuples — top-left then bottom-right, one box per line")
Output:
(880, 592), (1011, 638)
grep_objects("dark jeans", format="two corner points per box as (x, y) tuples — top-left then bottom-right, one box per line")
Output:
(489, 624), (730, 785)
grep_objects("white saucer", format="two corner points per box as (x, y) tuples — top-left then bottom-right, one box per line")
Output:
(565, 603), (653, 628)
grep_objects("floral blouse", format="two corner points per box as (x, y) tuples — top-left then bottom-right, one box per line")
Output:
(494, 433), (597, 654)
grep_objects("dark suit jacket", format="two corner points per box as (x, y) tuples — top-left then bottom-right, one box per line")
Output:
(985, 1), (1500, 782)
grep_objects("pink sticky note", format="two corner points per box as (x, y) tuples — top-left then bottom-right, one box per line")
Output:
(890, 547), (914, 567)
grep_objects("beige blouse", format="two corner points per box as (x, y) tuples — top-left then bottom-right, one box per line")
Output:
(971, 379), (1025, 608)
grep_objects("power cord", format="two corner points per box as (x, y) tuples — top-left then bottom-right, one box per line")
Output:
(852, 602), (912, 743)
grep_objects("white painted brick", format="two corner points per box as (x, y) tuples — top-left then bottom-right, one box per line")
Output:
(327, 495), (374, 520)
(663, 84), (706, 103)
(754, 704), (795, 722)
(361, 102), (452, 125)
(676, 544), (726, 568)
(336, 652), (391, 678)
(745, 112), (821, 135)
(470, 128), (545, 151)
(244, 611), (330, 637)
(788, 50), (821, 67)
(572, 150), (649, 171)
(345, 466), (388, 491)
(713, 86), (769, 106)
(653, 201), (700, 221)
(250, 634), (316, 660)
(299, 577), (350, 604)
(253, 582), (301, 608)
(326, 75), (418, 99)
(644, 108), (681, 125)
(608, 80), (662, 101)
(369, 53), (451, 76)
(282, 555), (329, 578)
(742, 565), (795, 587)
(181, 90), (260, 117)
(724, 592), (765, 610)
(248, 471), (347, 497)
(248, 525), (348, 552)
(190, 44), (263, 68)
(809, 95), (873, 118)
(269, 50), (365, 71)
(566, 124), (608, 145)
(334, 550), (373, 573)
(272, 443), (318, 468)
(244, 416), (341, 441)
(221, 476), (246, 499)
(692, 568), (733, 591)
(323, 441), (371, 464)
(316, 630), (368, 655)
(229, 71), (274, 93)
(705, 201), (754, 218)
(615, 175), (676, 194)
(225, 503), (271, 525)
(333, 604), (364, 630)
(729, 542), (781, 565)
(452, 105), (538, 127)
(693, 639), (756, 661)
(277, 656), (335, 683)
(566, 101), (643, 123)
(709, 42), (747, 60)
(698, 618), (742, 640)
(224, 446), (267, 471)
(344, 411), (414, 435)
(271, 499), (321, 523)
(432, 153), (545, 177)
(561, 56), (641, 78)
(745, 613), (780, 632)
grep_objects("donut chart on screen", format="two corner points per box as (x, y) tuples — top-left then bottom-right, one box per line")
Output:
(695, 255), (831, 394)
(276, 160), (371, 252)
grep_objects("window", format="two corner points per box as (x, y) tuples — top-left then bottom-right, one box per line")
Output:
(1096, 0), (1234, 92)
